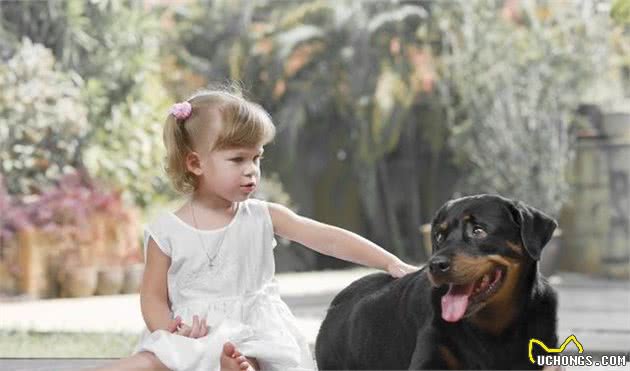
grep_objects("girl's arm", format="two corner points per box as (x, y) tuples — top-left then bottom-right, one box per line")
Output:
(140, 239), (181, 332)
(267, 202), (418, 277)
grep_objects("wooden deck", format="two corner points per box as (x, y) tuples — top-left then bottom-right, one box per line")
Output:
(553, 273), (630, 355)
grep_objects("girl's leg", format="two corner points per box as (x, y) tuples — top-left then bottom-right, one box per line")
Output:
(87, 351), (170, 371)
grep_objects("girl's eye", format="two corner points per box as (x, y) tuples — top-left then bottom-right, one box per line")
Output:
(231, 157), (243, 162)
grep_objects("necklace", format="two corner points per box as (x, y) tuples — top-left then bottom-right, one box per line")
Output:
(189, 199), (235, 269)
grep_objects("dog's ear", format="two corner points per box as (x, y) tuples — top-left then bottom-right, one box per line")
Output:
(511, 201), (558, 260)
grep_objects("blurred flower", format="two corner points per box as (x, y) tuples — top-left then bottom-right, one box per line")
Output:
(0, 170), (126, 244)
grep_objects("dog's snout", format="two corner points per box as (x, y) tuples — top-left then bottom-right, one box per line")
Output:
(429, 256), (451, 274)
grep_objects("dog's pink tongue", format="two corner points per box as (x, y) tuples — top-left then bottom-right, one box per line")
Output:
(441, 283), (475, 322)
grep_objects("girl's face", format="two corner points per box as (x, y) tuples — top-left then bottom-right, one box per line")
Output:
(191, 145), (264, 203)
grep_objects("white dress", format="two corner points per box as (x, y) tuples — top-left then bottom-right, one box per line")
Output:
(132, 198), (315, 371)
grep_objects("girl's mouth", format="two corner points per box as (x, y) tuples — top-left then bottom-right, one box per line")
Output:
(241, 183), (256, 192)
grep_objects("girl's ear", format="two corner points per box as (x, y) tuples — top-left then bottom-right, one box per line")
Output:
(185, 152), (203, 176)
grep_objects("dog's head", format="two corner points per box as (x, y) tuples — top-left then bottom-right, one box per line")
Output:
(427, 194), (557, 324)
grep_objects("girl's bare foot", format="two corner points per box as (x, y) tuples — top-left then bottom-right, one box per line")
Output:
(220, 342), (258, 371)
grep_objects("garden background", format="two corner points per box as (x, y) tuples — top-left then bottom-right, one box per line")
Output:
(0, 0), (629, 359)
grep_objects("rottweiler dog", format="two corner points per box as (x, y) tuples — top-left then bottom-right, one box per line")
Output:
(315, 194), (559, 370)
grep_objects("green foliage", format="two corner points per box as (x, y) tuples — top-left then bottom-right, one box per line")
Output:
(169, 0), (433, 161)
(82, 82), (172, 208)
(0, 39), (88, 195)
(436, 1), (611, 216)
(612, 0), (630, 24)
(167, 0), (437, 258)
(0, 0), (169, 207)
(1, 0), (620, 262)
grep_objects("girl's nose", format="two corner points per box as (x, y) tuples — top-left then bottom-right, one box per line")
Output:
(244, 162), (259, 177)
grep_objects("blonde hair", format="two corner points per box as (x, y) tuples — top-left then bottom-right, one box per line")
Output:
(163, 88), (276, 194)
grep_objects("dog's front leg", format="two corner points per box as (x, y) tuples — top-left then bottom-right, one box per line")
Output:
(408, 328), (452, 370)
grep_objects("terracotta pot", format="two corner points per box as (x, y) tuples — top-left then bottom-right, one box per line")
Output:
(122, 263), (144, 294)
(0, 237), (20, 296)
(58, 266), (98, 297)
(96, 266), (125, 295)
(17, 228), (70, 298)
(0, 262), (18, 295)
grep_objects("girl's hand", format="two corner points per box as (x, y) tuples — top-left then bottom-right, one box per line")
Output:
(386, 259), (420, 278)
(174, 315), (209, 338)
(166, 316), (183, 333)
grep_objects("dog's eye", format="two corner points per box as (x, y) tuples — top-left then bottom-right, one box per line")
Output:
(435, 233), (444, 243)
(471, 226), (487, 238)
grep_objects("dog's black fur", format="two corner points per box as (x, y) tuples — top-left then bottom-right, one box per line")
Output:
(315, 194), (559, 370)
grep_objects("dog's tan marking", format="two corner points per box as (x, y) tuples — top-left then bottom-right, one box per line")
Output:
(439, 223), (448, 231)
(428, 254), (494, 287)
(506, 241), (524, 256)
(449, 254), (495, 283)
(429, 252), (526, 335)
(439, 346), (462, 370)
(470, 254), (523, 335)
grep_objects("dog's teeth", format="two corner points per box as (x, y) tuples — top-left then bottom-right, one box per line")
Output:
(481, 274), (490, 289)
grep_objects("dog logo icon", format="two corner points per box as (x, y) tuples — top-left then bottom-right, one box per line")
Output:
(528, 335), (584, 364)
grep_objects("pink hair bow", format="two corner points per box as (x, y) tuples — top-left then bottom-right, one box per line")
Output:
(169, 101), (192, 120)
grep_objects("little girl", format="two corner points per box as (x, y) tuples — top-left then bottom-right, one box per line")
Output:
(95, 89), (418, 371)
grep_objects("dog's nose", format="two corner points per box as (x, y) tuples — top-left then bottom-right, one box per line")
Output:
(429, 256), (451, 274)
